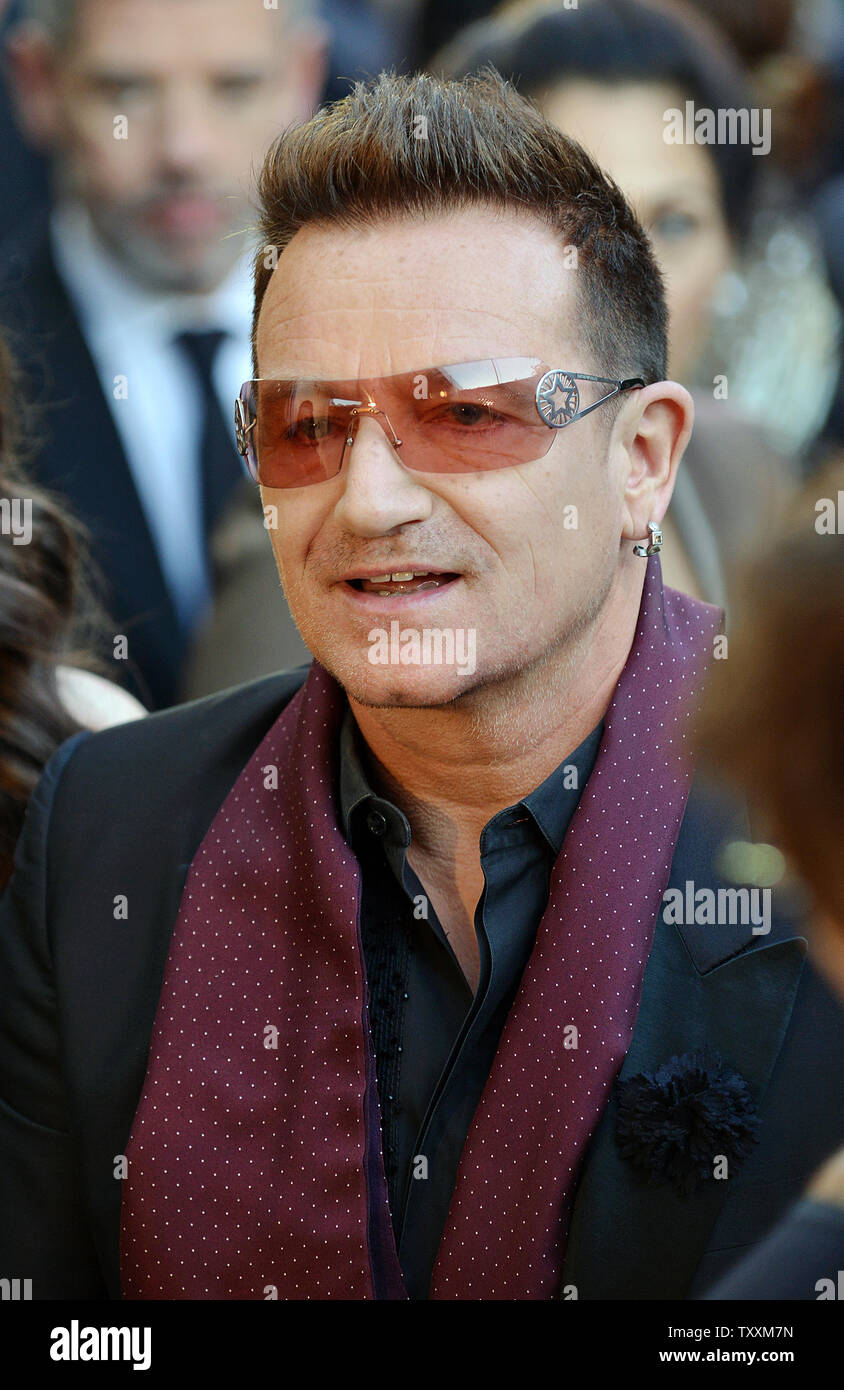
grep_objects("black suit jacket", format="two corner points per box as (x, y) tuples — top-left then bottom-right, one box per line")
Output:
(1, 237), (198, 709)
(0, 666), (842, 1299)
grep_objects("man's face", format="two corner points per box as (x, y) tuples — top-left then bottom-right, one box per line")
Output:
(34, 0), (317, 290)
(257, 208), (633, 709)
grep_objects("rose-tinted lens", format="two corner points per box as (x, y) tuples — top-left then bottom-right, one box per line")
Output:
(250, 380), (354, 488)
(248, 359), (555, 487)
(400, 361), (552, 474)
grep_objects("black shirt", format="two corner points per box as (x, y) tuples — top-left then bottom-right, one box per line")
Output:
(339, 707), (602, 1299)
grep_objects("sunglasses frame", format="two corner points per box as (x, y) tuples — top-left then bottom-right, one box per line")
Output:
(235, 362), (645, 486)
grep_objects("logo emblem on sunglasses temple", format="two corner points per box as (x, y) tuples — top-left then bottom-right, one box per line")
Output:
(536, 371), (580, 427)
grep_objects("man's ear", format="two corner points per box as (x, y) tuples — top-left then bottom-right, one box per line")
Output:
(4, 24), (63, 150)
(617, 381), (694, 544)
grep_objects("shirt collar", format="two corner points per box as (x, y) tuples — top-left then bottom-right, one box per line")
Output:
(518, 720), (603, 854)
(340, 706), (410, 844)
(339, 702), (602, 857)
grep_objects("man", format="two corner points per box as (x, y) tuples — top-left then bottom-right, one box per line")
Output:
(1, 0), (323, 706)
(1, 71), (842, 1301)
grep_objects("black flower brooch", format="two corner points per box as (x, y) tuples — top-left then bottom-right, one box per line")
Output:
(615, 1048), (760, 1197)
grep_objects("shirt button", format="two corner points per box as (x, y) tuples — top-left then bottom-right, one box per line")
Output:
(366, 809), (388, 837)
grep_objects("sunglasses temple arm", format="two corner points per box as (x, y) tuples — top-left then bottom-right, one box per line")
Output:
(568, 378), (645, 424)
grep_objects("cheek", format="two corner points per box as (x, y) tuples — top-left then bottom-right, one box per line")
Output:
(232, 108), (289, 163)
(68, 123), (148, 196)
(459, 458), (614, 591)
(261, 493), (319, 588)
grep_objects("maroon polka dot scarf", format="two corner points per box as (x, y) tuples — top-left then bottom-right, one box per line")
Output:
(120, 558), (721, 1299)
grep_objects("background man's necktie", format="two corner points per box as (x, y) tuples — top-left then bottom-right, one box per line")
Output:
(174, 328), (245, 544)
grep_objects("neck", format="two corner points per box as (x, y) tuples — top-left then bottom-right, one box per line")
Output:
(348, 563), (646, 861)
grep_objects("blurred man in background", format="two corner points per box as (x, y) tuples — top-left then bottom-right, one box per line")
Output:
(1, 0), (323, 707)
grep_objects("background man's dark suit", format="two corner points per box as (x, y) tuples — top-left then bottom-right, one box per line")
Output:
(1, 665), (842, 1299)
(0, 236), (243, 710)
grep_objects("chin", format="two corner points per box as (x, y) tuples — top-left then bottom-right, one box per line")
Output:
(326, 658), (484, 710)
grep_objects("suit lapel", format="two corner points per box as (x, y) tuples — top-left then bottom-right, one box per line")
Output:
(11, 240), (182, 706)
(560, 779), (807, 1299)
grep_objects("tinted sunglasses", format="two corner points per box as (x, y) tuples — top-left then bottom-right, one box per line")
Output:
(235, 357), (644, 489)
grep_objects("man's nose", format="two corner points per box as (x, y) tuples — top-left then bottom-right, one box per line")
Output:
(332, 412), (433, 538)
(155, 84), (216, 174)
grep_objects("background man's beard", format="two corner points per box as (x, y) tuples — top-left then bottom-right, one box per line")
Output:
(78, 190), (249, 294)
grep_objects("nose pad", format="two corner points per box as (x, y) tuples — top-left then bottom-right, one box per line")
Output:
(339, 406), (403, 471)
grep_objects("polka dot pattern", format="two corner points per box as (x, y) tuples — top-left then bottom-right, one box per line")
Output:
(430, 562), (722, 1298)
(120, 557), (721, 1300)
(120, 665), (382, 1300)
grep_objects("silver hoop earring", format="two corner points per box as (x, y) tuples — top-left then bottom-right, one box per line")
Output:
(633, 521), (663, 557)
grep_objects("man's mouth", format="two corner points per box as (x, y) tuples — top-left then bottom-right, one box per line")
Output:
(145, 197), (224, 236)
(346, 570), (461, 596)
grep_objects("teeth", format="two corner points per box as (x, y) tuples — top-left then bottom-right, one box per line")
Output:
(361, 570), (436, 584)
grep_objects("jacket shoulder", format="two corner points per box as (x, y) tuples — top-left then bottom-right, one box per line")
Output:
(62, 663), (309, 786)
(48, 665), (311, 858)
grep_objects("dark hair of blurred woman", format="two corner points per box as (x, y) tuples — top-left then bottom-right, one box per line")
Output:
(435, 0), (760, 240)
(0, 334), (112, 889)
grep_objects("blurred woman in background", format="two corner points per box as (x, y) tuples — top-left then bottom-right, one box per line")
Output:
(435, 0), (839, 606)
(0, 335), (143, 890)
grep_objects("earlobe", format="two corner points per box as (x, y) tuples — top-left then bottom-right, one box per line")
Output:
(631, 520), (664, 557)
